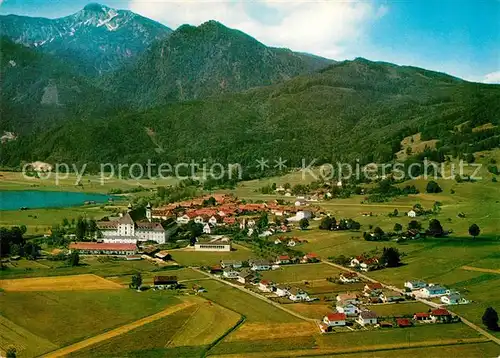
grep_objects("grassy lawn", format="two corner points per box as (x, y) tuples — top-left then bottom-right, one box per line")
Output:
(195, 279), (301, 323)
(363, 302), (431, 318)
(68, 298), (241, 358)
(260, 263), (342, 283)
(171, 248), (255, 267)
(0, 290), (180, 348)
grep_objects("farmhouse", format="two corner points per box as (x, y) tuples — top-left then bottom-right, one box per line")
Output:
(396, 318), (412, 327)
(275, 255), (291, 265)
(222, 268), (239, 279)
(258, 280), (273, 292)
(441, 294), (469, 305)
(404, 280), (427, 290)
(220, 260), (242, 269)
(407, 210), (417, 218)
(69, 242), (137, 256)
(430, 308), (453, 322)
(302, 252), (320, 263)
(275, 285), (291, 297)
(420, 285), (447, 298)
(350, 256), (379, 271)
(356, 311), (378, 326)
(413, 312), (432, 322)
(323, 312), (346, 327)
(336, 302), (360, 316)
(364, 283), (383, 294)
(237, 270), (256, 284)
(250, 260), (271, 271)
(154, 250), (171, 261)
(336, 293), (359, 304)
(153, 276), (178, 289)
(176, 214), (190, 224)
(380, 292), (404, 303)
(194, 236), (232, 252)
(97, 206), (166, 244)
(289, 288), (310, 301)
(339, 272), (359, 283)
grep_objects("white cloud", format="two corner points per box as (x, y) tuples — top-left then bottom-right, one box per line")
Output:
(482, 71), (500, 84)
(128, 0), (388, 58)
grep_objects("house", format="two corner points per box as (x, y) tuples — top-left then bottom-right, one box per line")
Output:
(336, 293), (359, 304)
(413, 312), (432, 322)
(380, 292), (404, 303)
(223, 217), (236, 225)
(289, 288), (310, 301)
(154, 250), (171, 261)
(250, 260), (271, 271)
(275, 285), (290, 297)
(258, 280), (273, 292)
(364, 283), (383, 295)
(407, 210), (417, 218)
(336, 302), (360, 316)
(294, 199), (307, 207)
(237, 270), (256, 284)
(430, 308), (452, 322)
(420, 285), (447, 298)
(176, 214), (190, 224)
(203, 223), (212, 234)
(288, 210), (312, 222)
(153, 276), (178, 289)
(194, 216), (205, 224)
(275, 255), (291, 265)
(404, 280), (427, 290)
(339, 272), (359, 283)
(302, 252), (320, 263)
(396, 318), (412, 327)
(441, 294), (469, 305)
(210, 265), (223, 275)
(323, 312), (346, 327)
(350, 256), (379, 271)
(356, 311), (378, 326)
(208, 216), (219, 225)
(319, 323), (332, 333)
(69, 242), (137, 256)
(222, 268), (240, 279)
(220, 260), (242, 269)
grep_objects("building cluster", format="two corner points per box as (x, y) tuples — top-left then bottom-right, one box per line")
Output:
(404, 280), (469, 305)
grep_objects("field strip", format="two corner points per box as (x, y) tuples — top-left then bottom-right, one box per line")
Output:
(40, 300), (195, 358)
(0, 274), (123, 291)
(461, 265), (500, 274)
(209, 338), (490, 358)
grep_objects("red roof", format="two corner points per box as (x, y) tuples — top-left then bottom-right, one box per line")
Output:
(431, 309), (451, 316)
(278, 255), (290, 260)
(326, 312), (346, 321)
(305, 252), (319, 258)
(366, 283), (383, 290)
(414, 312), (430, 318)
(396, 318), (412, 327)
(341, 272), (358, 278)
(69, 242), (136, 251)
(260, 280), (270, 285)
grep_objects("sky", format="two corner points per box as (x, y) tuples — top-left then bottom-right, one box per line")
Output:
(1, 0), (499, 83)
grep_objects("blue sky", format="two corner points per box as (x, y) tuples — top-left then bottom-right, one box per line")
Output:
(1, 0), (499, 83)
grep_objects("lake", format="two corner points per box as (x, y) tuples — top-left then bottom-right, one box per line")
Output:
(0, 191), (114, 211)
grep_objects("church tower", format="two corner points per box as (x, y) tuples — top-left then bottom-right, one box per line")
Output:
(146, 203), (152, 222)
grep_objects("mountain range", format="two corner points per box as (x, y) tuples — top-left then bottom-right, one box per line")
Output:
(0, 3), (499, 169)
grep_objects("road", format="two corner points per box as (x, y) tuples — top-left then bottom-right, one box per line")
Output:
(321, 260), (500, 346)
(41, 300), (195, 358)
(191, 267), (319, 324)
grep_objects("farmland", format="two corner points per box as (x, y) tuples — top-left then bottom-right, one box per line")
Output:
(0, 273), (122, 291)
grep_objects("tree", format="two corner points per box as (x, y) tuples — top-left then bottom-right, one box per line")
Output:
(374, 227), (385, 237)
(130, 272), (142, 290)
(393, 209), (399, 217)
(469, 224), (480, 239)
(393, 223), (403, 232)
(87, 219), (98, 237)
(482, 307), (499, 330)
(62, 217), (70, 227)
(19, 225), (27, 235)
(319, 216), (336, 230)
(380, 247), (401, 267)
(10, 243), (21, 256)
(284, 182), (291, 190)
(68, 251), (80, 266)
(299, 218), (309, 230)
(6, 346), (16, 358)
(408, 220), (422, 231)
(75, 217), (86, 240)
(428, 219), (444, 237)
(257, 212), (269, 230)
(426, 180), (442, 193)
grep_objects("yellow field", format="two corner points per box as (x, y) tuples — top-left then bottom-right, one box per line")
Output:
(226, 322), (319, 342)
(0, 274), (123, 291)
(461, 266), (500, 274)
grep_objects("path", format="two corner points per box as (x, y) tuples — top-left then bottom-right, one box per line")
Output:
(461, 265), (500, 274)
(41, 300), (195, 358)
(190, 267), (318, 324)
(321, 260), (500, 346)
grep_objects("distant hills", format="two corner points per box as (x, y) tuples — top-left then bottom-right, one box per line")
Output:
(0, 3), (172, 75)
(1, 4), (499, 169)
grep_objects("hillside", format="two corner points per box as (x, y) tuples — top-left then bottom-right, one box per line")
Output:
(0, 38), (123, 134)
(0, 3), (172, 75)
(2, 58), (499, 168)
(103, 20), (334, 107)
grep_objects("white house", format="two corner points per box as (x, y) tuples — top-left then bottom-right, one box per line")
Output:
(323, 312), (346, 327)
(404, 280), (427, 290)
(336, 302), (360, 316)
(288, 288), (310, 302)
(258, 280), (273, 292)
(203, 223), (212, 234)
(176, 215), (190, 224)
(222, 268), (239, 279)
(356, 311), (378, 326)
(339, 272), (359, 283)
(220, 260), (242, 269)
(194, 216), (205, 224)
(250, 260), (271, 271)
(420, 285), (447, 298)
(194, 237), (231, 252)
(275, 255), (291, 265)
(208, 216), (218, 225)
(441, 294), (469, 305)
(237, 270), (255, 284)
(336, 293), (359, 304)
(275, 285), (290, 297)
(407, 210), (417, 218)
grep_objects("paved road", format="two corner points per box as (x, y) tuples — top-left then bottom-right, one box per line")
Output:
(41, 300), (195, 358)
(321, 260), (500, 346)
(191, 267), (319, 324)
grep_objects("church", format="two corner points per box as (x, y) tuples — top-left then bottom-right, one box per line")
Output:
(96, 203), (166, 244)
